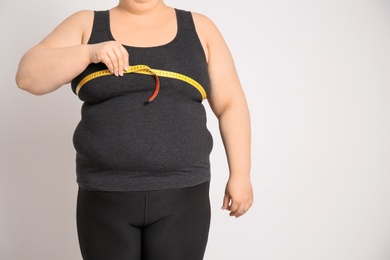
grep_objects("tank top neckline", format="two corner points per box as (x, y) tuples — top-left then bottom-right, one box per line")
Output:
(106, 8), (181, 50)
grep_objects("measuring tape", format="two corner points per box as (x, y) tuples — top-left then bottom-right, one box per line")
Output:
(76, 65), (207, 102)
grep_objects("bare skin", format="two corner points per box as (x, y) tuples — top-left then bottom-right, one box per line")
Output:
(15, 0), (253, 218)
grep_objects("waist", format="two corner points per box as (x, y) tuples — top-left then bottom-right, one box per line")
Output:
(73, 97), (213, 173)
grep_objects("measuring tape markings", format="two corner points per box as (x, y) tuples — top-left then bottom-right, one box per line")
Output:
(76, 65), (207, 102)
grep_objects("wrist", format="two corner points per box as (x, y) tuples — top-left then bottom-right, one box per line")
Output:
(228, 170), (251, 180)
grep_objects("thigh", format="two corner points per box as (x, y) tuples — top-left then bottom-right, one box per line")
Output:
(142, 182), (211, 260)
(76, 187), (142, 260)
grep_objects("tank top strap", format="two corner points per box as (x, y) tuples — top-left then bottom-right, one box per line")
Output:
(175, 9), (198, 34)
(88, 10), (111, 44)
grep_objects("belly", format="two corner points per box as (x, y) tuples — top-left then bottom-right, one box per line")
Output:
(73, 95), (213, 172)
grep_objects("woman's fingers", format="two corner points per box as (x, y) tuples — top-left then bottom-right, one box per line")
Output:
(229, 200), (253, 217)
(228, 201), (246, 218)
(107, 49), (122, 76)
(89, 41), (129, 76)
(222, 177), (254, 218)
(104, 50), (116, 75)
(222, 194), (231, 210)
(222, 197), (246, 217)
(112, 46), (128, 76)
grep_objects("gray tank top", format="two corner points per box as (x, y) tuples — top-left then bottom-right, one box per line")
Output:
(71, 9), (213, 191)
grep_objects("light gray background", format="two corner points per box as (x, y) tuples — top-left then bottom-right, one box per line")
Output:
(1, 0), (390, 259)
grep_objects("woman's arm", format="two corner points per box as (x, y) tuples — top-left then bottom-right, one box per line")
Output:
(15, 10), (129, 95)
(193, 14), (253, 218)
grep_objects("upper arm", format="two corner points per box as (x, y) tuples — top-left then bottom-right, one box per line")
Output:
(192, 13), (247, 118)
(27, 10), (94, 52)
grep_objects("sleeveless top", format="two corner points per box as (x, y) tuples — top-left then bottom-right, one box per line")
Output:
(70, 9), (213, 191)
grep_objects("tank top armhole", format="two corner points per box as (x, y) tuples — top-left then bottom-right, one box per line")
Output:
(176, 9), (208, 63)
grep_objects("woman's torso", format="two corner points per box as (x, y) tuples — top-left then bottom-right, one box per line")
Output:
(71, 8), (213, 192)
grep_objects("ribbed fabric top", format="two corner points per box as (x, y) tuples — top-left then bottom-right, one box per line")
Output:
(70, 9), (213, 191)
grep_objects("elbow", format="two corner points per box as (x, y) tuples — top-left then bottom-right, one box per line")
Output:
(15, 72), (29, 92)
(15, 73), (48, 96)
(15, 51), (50, 95)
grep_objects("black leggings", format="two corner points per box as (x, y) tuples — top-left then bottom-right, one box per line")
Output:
(76, 182), (211, 260)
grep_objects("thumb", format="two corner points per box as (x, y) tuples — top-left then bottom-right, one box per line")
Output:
(222, 193), (231, 210)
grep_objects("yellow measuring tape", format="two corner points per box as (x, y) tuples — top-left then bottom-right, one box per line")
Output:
(76, 64), (207, 101)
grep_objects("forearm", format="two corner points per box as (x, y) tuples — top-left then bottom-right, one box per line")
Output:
(218, 99), (251, 179)
(16, 44), (91, 95)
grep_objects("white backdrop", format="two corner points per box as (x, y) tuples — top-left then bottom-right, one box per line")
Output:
(1, 0), (390, 259)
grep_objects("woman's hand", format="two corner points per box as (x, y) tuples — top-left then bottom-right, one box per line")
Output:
(222, 176), (254, 218)
(88, 41), (129, 76)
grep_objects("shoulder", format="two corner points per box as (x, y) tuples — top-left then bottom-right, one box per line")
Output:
(191, 12), (219, 34)
(49, 9), (95, 35)
(66, 9), (95, 22)
(61, 9), (94, 30)
(31, 10), (96, 49)
(55, 9), (94, 28)
(190, 12), (227, 55)
(54, 10), (95, 44)
(191, 12), (224, 43)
